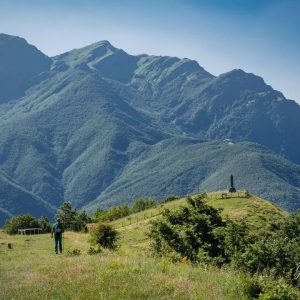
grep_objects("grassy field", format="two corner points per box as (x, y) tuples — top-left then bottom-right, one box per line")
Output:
(0, 194), (292, 299)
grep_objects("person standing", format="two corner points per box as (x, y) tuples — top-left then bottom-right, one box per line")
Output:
(51, 218), (64, 254)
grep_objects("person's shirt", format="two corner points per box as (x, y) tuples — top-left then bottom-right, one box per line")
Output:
(52, 223), (64, 236)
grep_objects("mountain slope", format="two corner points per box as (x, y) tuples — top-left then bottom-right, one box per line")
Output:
(0, 65), (166, 210)
(0, 34), (51, 103)
(0, 171), (55, 225)
(85, 139), (300, 213)
(0, 34), (299, 221)
(54, 39), (300, 164)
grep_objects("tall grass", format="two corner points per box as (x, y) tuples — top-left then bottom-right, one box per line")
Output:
(0, 196), (292, 299)
(0, 230), (251, 300)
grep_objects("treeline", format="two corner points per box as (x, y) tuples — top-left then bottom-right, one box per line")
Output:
(3, 202), (92, 234)
(3, 215), (52, 234)
(91, 197), (159, 222)
(3, 196), (179, 234)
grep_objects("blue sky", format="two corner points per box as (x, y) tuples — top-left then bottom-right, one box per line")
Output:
(0, 0), (299, 102)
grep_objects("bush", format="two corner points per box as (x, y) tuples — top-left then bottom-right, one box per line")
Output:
(92, 205), (130, 222)
(149, 195), (300, 286)
(231, 212), (300, 284)
(131, 197), (157, 213)
(148, 195), (225, 262)
(161, 195), (180, 203)
(244, 276), (299, 300)
(87, 246), (102, 255)
(90, 223), (119, 250)
(3, 214), (40, 234)
(66, 249), (81, 256)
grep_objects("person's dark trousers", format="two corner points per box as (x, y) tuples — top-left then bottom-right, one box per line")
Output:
(54, 234), (62, 253)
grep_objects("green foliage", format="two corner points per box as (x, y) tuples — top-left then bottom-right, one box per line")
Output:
(244, 276), (299, 300)
(56, 202), (91, 231)
(87, 246), (102, 255)
(91, 223), (119, 250)
(149, 196), (300, 286)
(92, 205), (130, 222)
(91, 199), (157, 224)
(73, 211), (91, 232)
(1, 35), (300, 224)
(259, 281), (298, 300)
(3, 214), (39, 234)
(131, 197), (157, 213)
(233, 234), (300, 281)
(161, 195), (180, 203)
(230, 211), (300, 284)
(149, 195), (225, 262)
(66, 249), (81, 256)
(38, 216), (51, 233)
(56, 202), (77, 230)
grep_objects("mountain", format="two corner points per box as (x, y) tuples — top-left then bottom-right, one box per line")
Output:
(0, 34), (299, 224)
(84, 138), (300, 213)
(0, 34), (51, 103)
(0, 171), (55, 225)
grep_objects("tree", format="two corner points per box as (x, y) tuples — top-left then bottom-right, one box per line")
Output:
(73, 211), (91, 232)
(56, 202), (77, 230)
(131, 197), (157, 213)
(3, 214), (39, 235)
(90, 223), (119, 250)
(56, 202), (90, 231)
(38, 216), (51, 233)
(149, 195), (225, 262)
(91, 205), (130, 222)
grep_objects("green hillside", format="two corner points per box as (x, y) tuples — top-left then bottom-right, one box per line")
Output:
(110, 193), (288, 233)
(0, 172), (55, 225)
(1, 194), (296, 300)
(0, 34), (300, 222)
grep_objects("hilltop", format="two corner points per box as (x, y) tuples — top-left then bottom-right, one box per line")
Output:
(0, 34), (300, 223)
(110, 193), (288, 233)
(1, 194), (296, 299)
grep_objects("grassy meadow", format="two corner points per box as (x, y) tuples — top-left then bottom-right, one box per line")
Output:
(0, 195), (293, 299)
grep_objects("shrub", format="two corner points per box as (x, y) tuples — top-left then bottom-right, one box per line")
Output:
(148, 195), (225, 262)
(244, 276), (299, 300)
(87, 246), (102, 255)
(259, 280), (298, 300)
(66, 249), (81, 256)
(161, 195), (180, 203)
(231, 212), (300, 284)
(90, 223), (119, 250)
(91, 205), (130, 222)
(131, 197), (157, 213)
(149, 195), (300, 286)
(3, 214), (39, 234)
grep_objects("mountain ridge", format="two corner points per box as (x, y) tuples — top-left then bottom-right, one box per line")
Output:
(0, 33), (299, 224)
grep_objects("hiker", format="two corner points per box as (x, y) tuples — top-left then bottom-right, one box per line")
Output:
(51, 218), (64, 254)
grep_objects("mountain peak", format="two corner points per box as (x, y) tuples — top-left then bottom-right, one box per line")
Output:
(216, 68), (271, 92)
(0, 33), (51, 103)
(0, 33), (28, 46)
(84, 40), (117, 52)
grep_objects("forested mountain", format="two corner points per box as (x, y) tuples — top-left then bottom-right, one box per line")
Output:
(0, 34), (299, 224)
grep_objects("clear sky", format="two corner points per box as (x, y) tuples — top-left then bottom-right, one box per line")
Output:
(0, 0), (299, 102)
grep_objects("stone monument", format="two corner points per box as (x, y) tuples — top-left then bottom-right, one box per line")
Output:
(229, 174), (236, 193)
